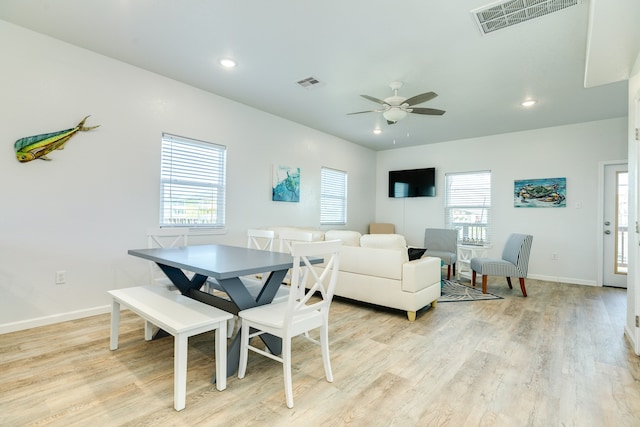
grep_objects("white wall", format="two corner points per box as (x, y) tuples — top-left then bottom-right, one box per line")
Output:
(376, 117), (628, 285)
(0, 21), (376, 332)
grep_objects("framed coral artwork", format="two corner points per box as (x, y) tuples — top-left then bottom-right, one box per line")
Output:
(272, 165), (300, 202)
(514, 177), (566, 208)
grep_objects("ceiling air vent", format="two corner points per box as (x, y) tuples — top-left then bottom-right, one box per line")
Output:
(296, 76), (323, 89)
(472, 0), (581, 35)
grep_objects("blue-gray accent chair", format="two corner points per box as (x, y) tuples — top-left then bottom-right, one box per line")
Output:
(424, 228), (458, 280)
(470, 233), (533, 297)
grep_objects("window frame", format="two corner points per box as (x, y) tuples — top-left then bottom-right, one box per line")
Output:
(159, 133), (226, 229)
(444, 170), (492, 245)
(320, 167), (348, 226)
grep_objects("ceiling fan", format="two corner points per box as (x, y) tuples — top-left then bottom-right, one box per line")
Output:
(347, 81), (446, 125)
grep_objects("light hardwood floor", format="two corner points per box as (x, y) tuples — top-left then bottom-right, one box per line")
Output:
(1, 278), (639, 426)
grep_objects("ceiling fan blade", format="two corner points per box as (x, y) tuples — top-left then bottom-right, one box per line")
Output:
(403, 91), (437, 107)
(347, 109), (382, 115)
(409, 107), (446, 116)
(361, 94), (387, 105)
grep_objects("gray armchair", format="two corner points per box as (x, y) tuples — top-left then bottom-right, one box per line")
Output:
(424, 228), (458, 280)
(470, 233), (533, 297)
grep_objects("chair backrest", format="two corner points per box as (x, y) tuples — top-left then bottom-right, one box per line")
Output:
(501, 233), (534, 277)
(147, 227), (189, 249)
(146, 228), (189, 285)
(424, 228), (457, 252)
(369, 223), (395, 234)
(286, 240), (342, 325)
(247, 229), (275, 251)
(278, 229), (317, 253)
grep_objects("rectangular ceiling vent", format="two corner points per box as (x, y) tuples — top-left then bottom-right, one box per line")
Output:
(472, 0), (581, 35)
(296, 76), (324, 89)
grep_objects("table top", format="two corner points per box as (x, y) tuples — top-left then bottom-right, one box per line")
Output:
(128, 244), (319, 280)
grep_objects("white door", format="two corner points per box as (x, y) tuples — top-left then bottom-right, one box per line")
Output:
(603, 163), (628, 288)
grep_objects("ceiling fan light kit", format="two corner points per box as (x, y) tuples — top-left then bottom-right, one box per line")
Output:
(382, 108), (407, 122)
(348, 81), (445, 125)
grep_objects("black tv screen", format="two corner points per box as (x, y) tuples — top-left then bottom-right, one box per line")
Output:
(388, 167), (436, 198)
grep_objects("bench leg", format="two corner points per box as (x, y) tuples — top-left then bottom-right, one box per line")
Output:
(215, 321), (227, 391)
(110, 300), (120, 351)
(174, 334), (188, 411)
(144, 320), (154, 341)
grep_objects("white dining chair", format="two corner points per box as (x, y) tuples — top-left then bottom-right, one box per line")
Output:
(237, 239), (342, 408)
(277, 229), (318, 285)
(146, 228), (190, 288)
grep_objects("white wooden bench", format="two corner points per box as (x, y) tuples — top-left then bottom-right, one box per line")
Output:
(108, 285), (233, 411)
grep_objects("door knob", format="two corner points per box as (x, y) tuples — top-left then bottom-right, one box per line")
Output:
(604, 230), (611, 234)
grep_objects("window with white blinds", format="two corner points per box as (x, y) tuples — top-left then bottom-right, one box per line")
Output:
(444, 170), (491, 245)
(159, 133), (226, 228)
(320, 167), (347, 225)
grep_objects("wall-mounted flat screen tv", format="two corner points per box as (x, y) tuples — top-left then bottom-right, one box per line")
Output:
(388, 167), (436, 198)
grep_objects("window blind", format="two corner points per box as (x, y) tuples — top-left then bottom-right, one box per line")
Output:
(320, 167), (347, 225)
(444, 170), (491, 244)
(160, 133), (226, 228)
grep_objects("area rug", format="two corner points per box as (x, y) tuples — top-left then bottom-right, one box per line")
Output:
(438, 279), (503, 302)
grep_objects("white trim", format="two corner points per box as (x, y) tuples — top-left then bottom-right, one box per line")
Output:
(528, 273), (597, 287)
(597, 160), (628, 287)
(0, 305), (111, 334)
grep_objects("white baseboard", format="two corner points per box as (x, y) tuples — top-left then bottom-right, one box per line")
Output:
(0, 305), (111, 334)
(624, 324), (638, 356)
(528, 274), (598, 287)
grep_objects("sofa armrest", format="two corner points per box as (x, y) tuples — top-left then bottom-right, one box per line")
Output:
(402, 256), (441, 292)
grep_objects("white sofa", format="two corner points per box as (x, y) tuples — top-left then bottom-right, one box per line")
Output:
(264, 227), (441, 320)
(321, 230), (441, 321)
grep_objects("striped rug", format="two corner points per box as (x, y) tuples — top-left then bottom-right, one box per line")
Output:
(438, 279), (503, 302)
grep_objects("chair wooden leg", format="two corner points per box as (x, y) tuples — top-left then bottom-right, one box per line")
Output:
(519, 277), (527, 297)
(453, 263), (456, 276)
(472, 271), (477, 287)
(407, 311), (416, 321)
(320, 322), (333, 383)
(283, 337), (294, 408)
(237, 320), (249, 379)
(506, 277), (513, 289)
(446, 265), (451, 280)
(482, 275), (488, 294)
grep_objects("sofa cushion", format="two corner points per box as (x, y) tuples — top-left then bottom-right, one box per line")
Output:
(325, 230), (361, 246)
(339, 245), (405, 280)
(360, 233), (407, 250)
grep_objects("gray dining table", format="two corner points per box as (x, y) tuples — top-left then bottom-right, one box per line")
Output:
(128, 244), (322, 378)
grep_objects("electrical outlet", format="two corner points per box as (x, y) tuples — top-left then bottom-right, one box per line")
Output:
(55, 270), (66, 284)
(551, 253), (558, 261)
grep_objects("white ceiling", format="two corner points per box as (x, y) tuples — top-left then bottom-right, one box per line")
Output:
(0, 0), (636, 151)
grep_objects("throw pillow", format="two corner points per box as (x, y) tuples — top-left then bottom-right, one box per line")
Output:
(408, 247), (427, 261)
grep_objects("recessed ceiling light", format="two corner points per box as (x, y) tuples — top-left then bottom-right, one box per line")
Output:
(521, 99), (537, 107)
(218, 58), (237, 68)
(373, 128), (382, 135)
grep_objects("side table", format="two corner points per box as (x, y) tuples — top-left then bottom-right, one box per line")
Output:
(457, 244), (492, 280)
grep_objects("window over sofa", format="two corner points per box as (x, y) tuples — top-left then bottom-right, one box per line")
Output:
(320, 167), (347, 225)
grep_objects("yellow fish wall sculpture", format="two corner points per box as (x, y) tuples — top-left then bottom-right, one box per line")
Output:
(14, 115), (100, 162)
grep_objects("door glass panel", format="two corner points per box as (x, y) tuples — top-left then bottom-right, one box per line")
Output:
(616, 171), (628, 274)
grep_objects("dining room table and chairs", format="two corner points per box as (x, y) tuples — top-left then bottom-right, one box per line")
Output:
(127, 242), (324, 378)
